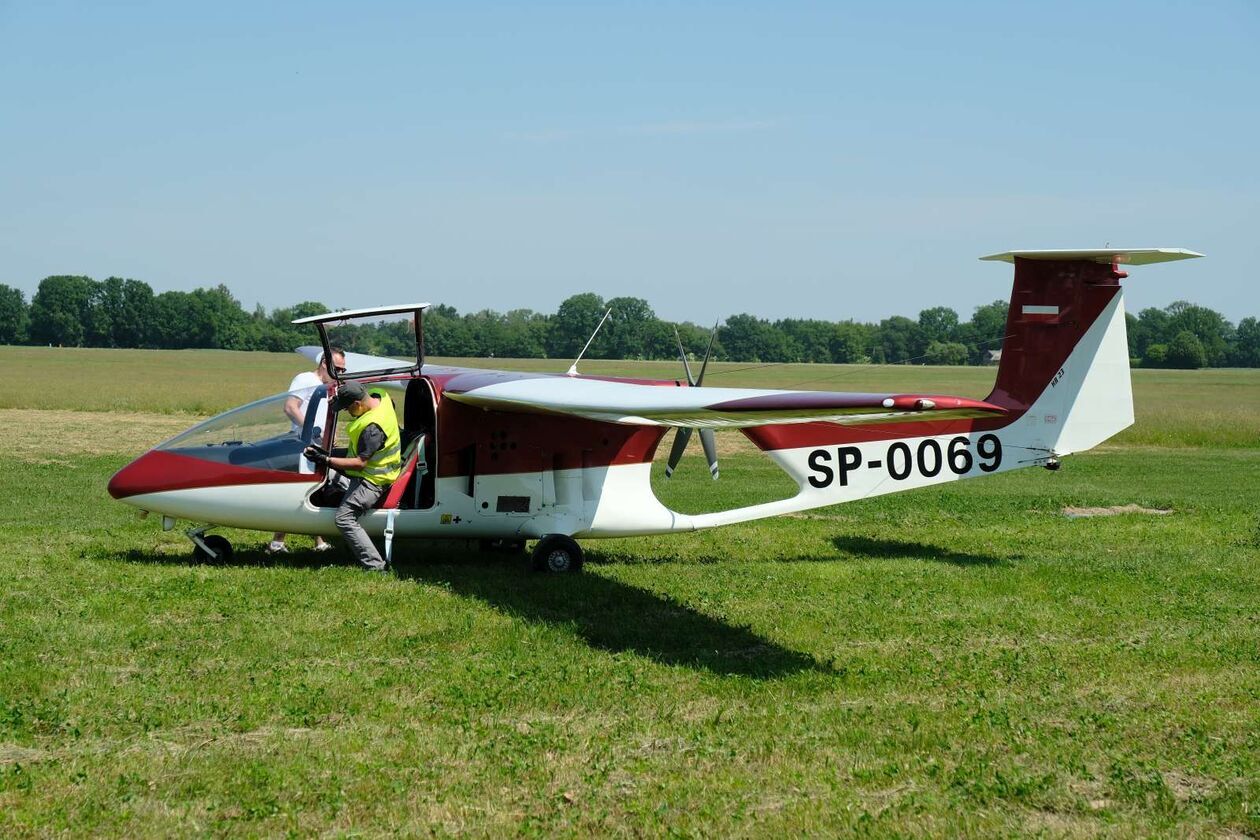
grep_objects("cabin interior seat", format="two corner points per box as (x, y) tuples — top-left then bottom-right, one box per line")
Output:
(375, 433), (426, 511)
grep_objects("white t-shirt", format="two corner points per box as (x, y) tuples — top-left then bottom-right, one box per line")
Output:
(288, 370), (329, 475)
(287, 371), (325, 434)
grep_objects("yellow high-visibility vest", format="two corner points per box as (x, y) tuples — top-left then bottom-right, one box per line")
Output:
(346, 391), (401, 486)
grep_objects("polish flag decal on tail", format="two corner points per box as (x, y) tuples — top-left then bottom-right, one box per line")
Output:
(1020, 304), (1061, 323)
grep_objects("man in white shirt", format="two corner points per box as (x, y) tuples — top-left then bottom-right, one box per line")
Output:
(284, 347), (345, 441)
(267, 346), (346, 555)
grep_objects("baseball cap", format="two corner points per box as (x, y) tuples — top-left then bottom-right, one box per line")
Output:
(331, 381), (368, 411)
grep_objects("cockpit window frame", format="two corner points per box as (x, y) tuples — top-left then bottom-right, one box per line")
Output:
(292, 304), (428, 383)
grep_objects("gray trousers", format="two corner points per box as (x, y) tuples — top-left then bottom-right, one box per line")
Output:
(334, 478), (388, 570)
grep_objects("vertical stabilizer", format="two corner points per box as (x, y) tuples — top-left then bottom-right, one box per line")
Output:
(981, 248), (1203, 455)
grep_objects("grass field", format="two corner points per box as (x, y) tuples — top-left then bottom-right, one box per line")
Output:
(2, 347), (1257, 836)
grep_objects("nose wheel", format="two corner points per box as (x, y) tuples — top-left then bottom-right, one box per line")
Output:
(187, 527), (233, 564)
(532, 535), (583, 573)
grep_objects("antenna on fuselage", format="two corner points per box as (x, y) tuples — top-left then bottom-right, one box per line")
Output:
(566, 308), (613, 376)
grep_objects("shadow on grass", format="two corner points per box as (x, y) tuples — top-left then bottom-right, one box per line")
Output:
(831, 536), (1014, 567)
(110, 546), (349, 571)
(107, 543), (824, 679)
(394, 551), (825, 679)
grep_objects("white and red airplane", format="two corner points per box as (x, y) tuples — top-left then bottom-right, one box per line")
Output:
(109, 248), (1201, 571)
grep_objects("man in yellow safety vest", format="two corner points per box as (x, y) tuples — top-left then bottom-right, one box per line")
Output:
(304, 380), (401, 572)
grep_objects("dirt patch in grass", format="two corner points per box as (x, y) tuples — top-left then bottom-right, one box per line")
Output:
(1062, 504), (1173, 519)
(1161, 770), (1217, 804)
(8, 409), (200, 462)
(0, 744), (48, 765)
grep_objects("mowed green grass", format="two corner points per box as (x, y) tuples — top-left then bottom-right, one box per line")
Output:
(1, 347), (1257, 837)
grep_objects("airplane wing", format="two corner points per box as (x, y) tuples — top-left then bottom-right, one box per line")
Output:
(438, 370), (1003, 428)
(296, 347), (1005, 428)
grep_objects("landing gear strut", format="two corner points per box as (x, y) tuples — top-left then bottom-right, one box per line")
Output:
(187, 526), (233, 564)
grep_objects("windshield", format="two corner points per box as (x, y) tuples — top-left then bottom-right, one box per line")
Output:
(158, 392), (319, 473)
(156, 381), (408, 473)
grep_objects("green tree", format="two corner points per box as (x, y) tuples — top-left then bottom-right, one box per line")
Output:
(150, 291), (194, 348)
(778, 319), (835, 363)
(873, 316), (923, 364)
(147, 286), (252, 349)
(193, 285), (254, 349)
(547, 293), (607, 359)
(424, 305), (479, 357)
(674, 322), (722, 364)
(604, 297), (659, 360)
(958, 300), (1009, 364)
(918, 306), (960, 345)
(1230, 317), (1260, 367)
(829, 321), (870, 364)
(719, 313), (794, 362)
(1164, 331), (1207, 369)
(0, 284), (29, 344)
(264, 300), (330, 353)
(639, 319), (677, 360)
(717, 314), (761, 361)
(923, 340), (968, 365)
(1132, 307), (1172, 360)
(1125, 312), (1141, 361)
(255, 322), (302, 353)
(1164, 301), (1232, 366)
(96, 277), (155, 347)
(29, 275), (96, 346)
(497, 309), (549, 358)
(464, 309), (505, 357)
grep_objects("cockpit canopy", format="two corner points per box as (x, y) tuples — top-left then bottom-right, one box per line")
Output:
(156, 381), (409, 473)
(156, 391), (324, 472)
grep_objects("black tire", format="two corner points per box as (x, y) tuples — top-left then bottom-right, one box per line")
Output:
(531, 535), (583, 573)
(193, 534), (233, 564)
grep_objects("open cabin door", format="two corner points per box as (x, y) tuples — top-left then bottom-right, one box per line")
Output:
(404, 377), (438, 510)
(292, 303), (430, 383)
(293, 303), (438, 511)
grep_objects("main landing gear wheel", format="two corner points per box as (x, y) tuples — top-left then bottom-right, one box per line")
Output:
(193, 534), (233, 564)
(532, 535), (583, 574)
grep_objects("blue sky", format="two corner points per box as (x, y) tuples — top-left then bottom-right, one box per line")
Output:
(2, 1), (1256, 325)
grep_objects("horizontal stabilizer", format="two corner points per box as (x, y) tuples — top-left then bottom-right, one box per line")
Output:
(979, 248), (1203, 266)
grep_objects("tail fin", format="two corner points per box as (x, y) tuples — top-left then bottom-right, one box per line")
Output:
(981, 248), (1202, 455)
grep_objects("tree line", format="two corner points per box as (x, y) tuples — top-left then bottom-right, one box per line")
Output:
(2, 275), (1258, 369)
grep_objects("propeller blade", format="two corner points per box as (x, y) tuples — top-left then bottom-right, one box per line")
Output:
(673, 326), (695, 386)
(695, 323), (717, 387)
(663, 427), (693, 479)
(699, 428), (719, 480)
(664, 323), (718, 479)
